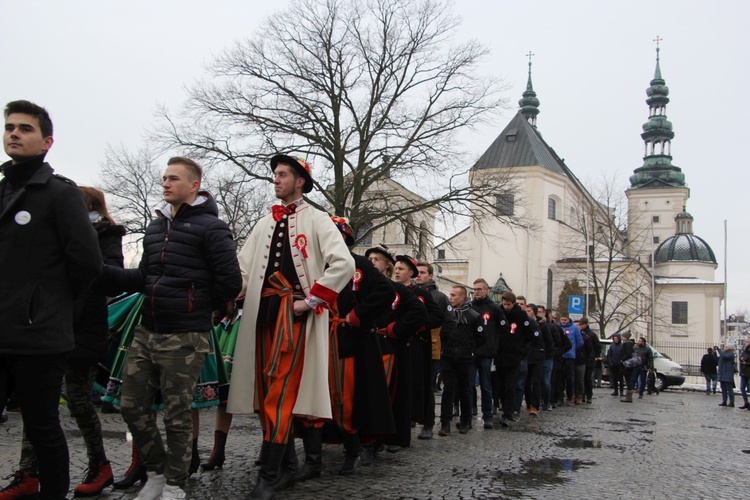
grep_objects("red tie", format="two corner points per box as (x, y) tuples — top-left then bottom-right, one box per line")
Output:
(272, 204), (296, 222)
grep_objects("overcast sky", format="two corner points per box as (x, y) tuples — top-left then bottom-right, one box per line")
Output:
(3, 0), (748, 312)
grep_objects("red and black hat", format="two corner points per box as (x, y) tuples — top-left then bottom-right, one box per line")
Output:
(395, 255), (419, 278)
(365, 244), (396, 265)
(270, 154), (314, 193)
(331, 216), (355, 247)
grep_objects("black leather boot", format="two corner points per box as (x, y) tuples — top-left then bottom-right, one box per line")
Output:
(189, 438), (200, 476)
(276, 439), (298, 490)
(201, 430), (228, 470)
(249, 442), (287, 500)
(294, 427), (322, 482)
(112, 442), (147, 489)
(339, 432), (361, 475)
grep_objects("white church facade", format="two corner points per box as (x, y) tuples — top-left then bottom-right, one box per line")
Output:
(434, 49), (724, 344)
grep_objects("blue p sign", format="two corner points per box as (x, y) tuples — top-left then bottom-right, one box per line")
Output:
(568, 295), (584, 315)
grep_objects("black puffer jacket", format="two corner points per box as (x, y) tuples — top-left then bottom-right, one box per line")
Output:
(104, 192), (242, 333)
(0, 157), (102, 355)
(71, 222), (126, 364)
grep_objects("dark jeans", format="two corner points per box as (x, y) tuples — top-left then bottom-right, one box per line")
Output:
(563, 358), (575, 401)
(552, 358), (565, 404)
(496, 361), (520, 419)
(573, 363), (585, 398)
(625, 369), (635, 390)
(741, 375), (750, 406)
(703, 373), (717, 394)
(514, 358), (528, 413)
(720, 381), (735, 405)
(524, 361), (543, 409)
(541, 359), (554, 407)
(473, 357), (494, 421)
(631, 366), (647, 394)
(439, 357), (472, 427)
(610, 364), (625, 393)
(584, 365), (594, 398)
(0, 353), (69, 500)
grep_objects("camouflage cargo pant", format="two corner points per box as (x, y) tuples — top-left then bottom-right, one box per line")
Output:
(19, 363), (106, 470)
(120, 326), (209, 487)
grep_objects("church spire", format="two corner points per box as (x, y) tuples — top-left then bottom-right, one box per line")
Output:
(518, 51), (540, 127)
(629, 37), (686, 189)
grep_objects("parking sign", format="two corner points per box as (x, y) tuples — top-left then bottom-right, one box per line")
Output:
(568, 295), (584, 321)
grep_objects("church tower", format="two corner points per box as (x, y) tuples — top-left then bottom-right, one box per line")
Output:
(626, 41), (690, 263)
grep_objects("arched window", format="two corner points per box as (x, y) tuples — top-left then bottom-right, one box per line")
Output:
(405, 214), (414, 245)
(418, 221), (429, 260)
(547, 197), (557, 220)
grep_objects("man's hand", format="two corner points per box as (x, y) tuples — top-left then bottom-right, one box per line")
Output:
(293, 299), (313, 317)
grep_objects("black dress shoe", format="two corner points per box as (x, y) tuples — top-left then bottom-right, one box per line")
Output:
(738, 404), (749, 409)
(718, 402), (727, 406)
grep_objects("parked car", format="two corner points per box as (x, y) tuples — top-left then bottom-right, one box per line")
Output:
(600, 339), (685, 391)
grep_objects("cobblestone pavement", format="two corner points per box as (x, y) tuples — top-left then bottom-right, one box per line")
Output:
(1, 387), (749, 499)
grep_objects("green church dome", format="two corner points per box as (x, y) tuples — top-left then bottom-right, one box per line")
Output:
(654, 234), (717, 264)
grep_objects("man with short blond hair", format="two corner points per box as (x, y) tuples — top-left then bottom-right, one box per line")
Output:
(438, 286), (481, 436)
(469, 278), (503, 429)
(104, 156), (242, 499)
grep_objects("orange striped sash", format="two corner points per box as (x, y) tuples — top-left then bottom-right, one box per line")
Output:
(261, 271), (302, 377)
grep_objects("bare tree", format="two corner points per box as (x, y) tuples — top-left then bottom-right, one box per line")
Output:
(98, 144), (162, 236)
(556, 175), (657, 338)
(155, 0), (516, 244)
(202, 168), (274, 249)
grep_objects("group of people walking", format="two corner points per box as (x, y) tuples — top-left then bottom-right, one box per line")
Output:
(0, 99), (706, 500)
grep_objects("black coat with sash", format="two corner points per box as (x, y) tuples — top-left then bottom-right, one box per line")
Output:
(329, 254), (396, 438)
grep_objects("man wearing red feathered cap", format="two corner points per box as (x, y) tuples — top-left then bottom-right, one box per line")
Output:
(227, 154), (354, 499)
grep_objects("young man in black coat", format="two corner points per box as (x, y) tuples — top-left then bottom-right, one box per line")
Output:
(0, 100), (102, 499)
(415, 262), (455, 439)
(438, 286), (482, 436)
(495, 292), (533, 428)
(393, 256), (444, 442)
(469, 278), (504, 429)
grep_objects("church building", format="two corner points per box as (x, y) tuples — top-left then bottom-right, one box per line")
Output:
(435, 47), (724, 343)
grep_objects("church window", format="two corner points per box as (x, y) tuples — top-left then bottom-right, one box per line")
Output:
(671, 301), (688, 324)
(652, 216), (660, 223)
(496, 194), (514, 216)
(355, 220), (373, 246)
(587, 293), (598, 313)
(547, 197), (557, 220)
(438, 249), (446, 260)
(405, 215), (414, 245)
(653, 236), (660, 244)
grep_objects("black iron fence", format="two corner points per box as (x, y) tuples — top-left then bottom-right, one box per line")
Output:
(652, 341), (715, 376)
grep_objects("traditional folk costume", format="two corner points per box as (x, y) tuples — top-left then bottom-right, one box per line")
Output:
(401, 272), (445, 430)
(364, 246), (427, 454)
(321, 218), (396, 475)
(227, 155), (354, 497)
